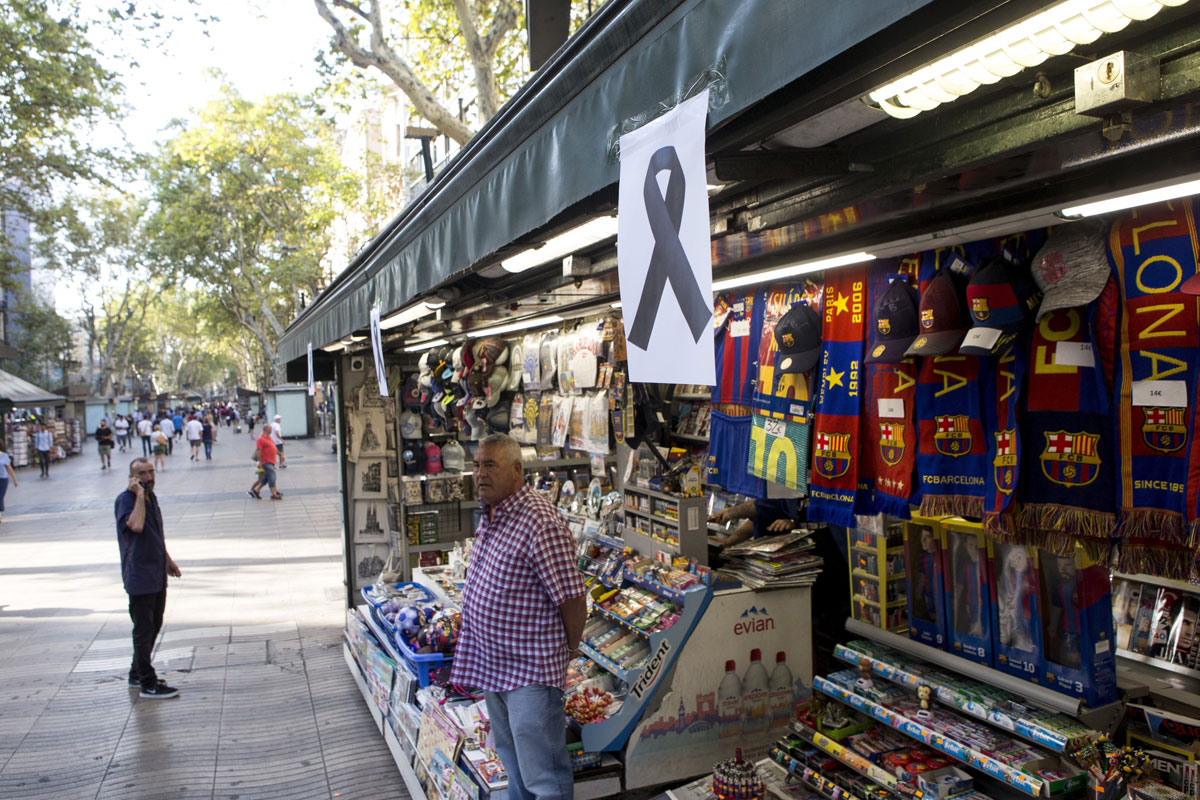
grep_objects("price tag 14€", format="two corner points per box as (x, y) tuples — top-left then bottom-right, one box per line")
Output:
(878, 398), (905, 419)
(1055, 341), (1095, 368)
(1132, 380), (1188, 408)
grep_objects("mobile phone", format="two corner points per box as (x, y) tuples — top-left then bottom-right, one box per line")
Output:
(139, 480), (152, 490)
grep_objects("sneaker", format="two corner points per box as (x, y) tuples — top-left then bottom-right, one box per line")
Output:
(127, 675), (141, 687)
(271, 493), (283, 500)
(139, 682), (179, 699)
(247, 489), (261, 499)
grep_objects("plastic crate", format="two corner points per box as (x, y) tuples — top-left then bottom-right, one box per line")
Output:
(360, 581), (436, 608)
(392, 630), (452, 687)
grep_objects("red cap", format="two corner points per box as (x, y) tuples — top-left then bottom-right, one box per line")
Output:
(725, 659), (736, 672)
(750, 648), (761, 661)
(776, 651), (786, 663)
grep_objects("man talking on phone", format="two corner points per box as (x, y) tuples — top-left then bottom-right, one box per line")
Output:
(116, 458), (183, 698)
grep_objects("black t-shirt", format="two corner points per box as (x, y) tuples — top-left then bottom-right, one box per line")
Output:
(96, 426), (115, 446)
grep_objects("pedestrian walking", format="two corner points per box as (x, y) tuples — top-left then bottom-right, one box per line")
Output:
(96, 419), (115, 470)
(113, 415), (130, 453)
(272, 415), (286, 468)
(158, 414), (175, 456)
(137, 416), (154, 457)
(248, 424), (281, 500)
(0, 442), (19, 523)
(201, 415), (215, 460)
(449, 434), (585, 799)
(33, 422), (54, 478)
(172, 411), (184, 443)
(152, 425), (169, 473)
(116, 458), (182, 698)
(184, 414), (203, 460)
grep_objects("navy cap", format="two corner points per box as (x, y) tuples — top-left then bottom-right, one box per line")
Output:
(960, 257), (1042, 356)
(866, 278), (920, 363)
(773, 302), (822, 374)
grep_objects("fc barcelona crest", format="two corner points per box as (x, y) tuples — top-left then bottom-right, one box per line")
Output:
(971, 296), (990, 322)
(813, 430), (852, 479)
(934, 415), (972, 458)
(920, 309), (935, 329)
(878, 318), (892, 335)
(1040, 430), (1100, 487)
(879, 423), (905, 467)
(1142, 407), (1187, 454)
(993, 429), (1017, 495)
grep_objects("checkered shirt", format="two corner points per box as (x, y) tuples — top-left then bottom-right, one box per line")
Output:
(450, 485), (584, 692)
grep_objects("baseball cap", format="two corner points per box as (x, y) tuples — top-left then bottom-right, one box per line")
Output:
(773, 302), (822, 374)
(401, 376), (422, 410)
(1030, 220), (1110, 320)
(441, 440), (466, 472)
(274, 415), (281, 421)
(486, 404), (511, 433)
(424, 442), (442, 474)
(905, 269), (969, 357)
(399, 410), (422, 440)
(402, 443), (426, 473)
(866, 278), (920, 363)
(960, 257), (1042, 356)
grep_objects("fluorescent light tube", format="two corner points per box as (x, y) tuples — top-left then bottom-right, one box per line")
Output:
(501, 216), (618, 274)
(379, 301), (439, 330)
(404, 338), (449, 352)
(712, 252), (876, 292)
(1060, 177), (1200, 218)
(466, 315), (564, 338)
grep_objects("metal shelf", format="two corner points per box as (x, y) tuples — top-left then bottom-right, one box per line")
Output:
(670, 431), (709, 444)
(579, 641), (633, 683)
(1113, 570), (1200, 595)
(383, 725), (428, 800)
(790, 720), (898, 789)
(845, 617), (1124, 730)
(624, 484), (693, 503)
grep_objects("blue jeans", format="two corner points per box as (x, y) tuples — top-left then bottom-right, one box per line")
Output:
(484, 686), (572, 800)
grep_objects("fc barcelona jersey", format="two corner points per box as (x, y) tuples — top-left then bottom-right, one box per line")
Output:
(712, 288), (766, 406)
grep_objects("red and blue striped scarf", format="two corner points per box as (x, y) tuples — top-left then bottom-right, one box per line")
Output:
(1111, 200), (1200, 578)
(809, 265), (868, 528)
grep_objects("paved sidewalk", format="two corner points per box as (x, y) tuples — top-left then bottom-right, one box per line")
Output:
(0, 433), (408, 800)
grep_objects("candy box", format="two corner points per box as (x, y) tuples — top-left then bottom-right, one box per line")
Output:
(942, 518), (993, 666)
(905, 517), (948, 649)
(918, 766), (974, 799)
(1019, 757), (1086, 795)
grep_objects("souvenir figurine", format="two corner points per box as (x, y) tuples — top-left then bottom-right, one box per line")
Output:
(920, 528), (940, 623)
(951, 533), (984, 637)
(1044, 555), (1083, 669)
(997, 545), (1034, 651)
(917, 683), (934, 712)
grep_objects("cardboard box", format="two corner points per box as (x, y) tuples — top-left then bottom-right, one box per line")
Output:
(942, 518), (993, 666)
(905, 517), (948, 649)
(989, 540), (1044, 683)
(1036, 545), (1118, 707)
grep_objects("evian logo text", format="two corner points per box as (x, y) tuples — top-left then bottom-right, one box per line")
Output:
(734, 605), (774, 635)
(630, 640), (672, 700)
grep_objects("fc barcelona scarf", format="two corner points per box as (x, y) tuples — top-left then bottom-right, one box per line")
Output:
(863, 259), (921, 518)
(1110, 200), (1200, 577)
(808, 266), (868, 528)
(981, 339), (1026, 534)
(1017, 290), (1118, 561)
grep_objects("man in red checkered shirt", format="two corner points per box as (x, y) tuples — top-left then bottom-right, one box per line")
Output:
(451, 433), (586, 799)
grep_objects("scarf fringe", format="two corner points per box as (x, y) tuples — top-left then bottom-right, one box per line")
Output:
(1015, 504), (1117, 542)
(919, 494), (983, 522)
(982, 511), (1015, 539)
(872, 492), (912, 520)
(1118, 509), (1189, 546)
(1116, 539), (1194, 580)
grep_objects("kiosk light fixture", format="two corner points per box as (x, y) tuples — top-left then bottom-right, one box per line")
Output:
(466, 314), (565, 337)
(1060, 176), (1200, 218)
(866, 0), (1189, 119)
(712, 252), (876, 292)
(403, 337), (450, 352)
(501, 216), (619, 274)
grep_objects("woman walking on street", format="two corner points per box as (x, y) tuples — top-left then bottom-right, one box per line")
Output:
(0, 442), (18, 522)
(152, 424), (169, 473)
(201, 415), (216, 460)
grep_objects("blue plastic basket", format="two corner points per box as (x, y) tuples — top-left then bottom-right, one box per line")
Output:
(392, 630), (452, 687)
(360, 581), (435, 609)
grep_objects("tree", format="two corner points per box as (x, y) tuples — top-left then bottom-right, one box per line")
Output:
(313, 0), (526, 144)
(7, 292), (72, 387)
(146, 85), (358, 386)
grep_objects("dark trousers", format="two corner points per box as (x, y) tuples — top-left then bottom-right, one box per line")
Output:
(36, 450), (50, 476)
(141, 435), (152, 456)
(129, 589), (167, 688)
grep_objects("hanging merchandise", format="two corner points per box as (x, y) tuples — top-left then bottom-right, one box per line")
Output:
(746, 284), (820, 493)
(1110, 200), (1200, 578)
(808, 265), (868, 527)
(911, 259), (988, 519)
(713, 288), (766, 407)
(967, 256), (1042, 529)
(863, 259), (920, 518)
(1016, 226), (1119, 561)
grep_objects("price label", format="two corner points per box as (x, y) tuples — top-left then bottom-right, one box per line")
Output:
(1132, 380), (1187, 407)
(763, 418), (786, 437)
(961, 327), (1001, 350)
(729, 318), (750, 338)
(878, 398), (905, 419)
(1055, 341), (1095, 367)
